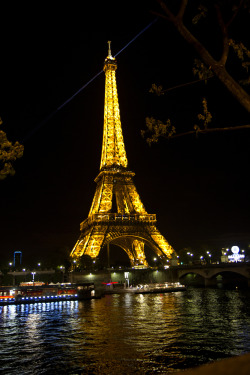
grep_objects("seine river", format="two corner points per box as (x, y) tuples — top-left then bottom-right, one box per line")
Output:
(1, 288), (250, 374)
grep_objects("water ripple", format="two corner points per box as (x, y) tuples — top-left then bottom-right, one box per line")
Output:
(0, 289), (250, 374)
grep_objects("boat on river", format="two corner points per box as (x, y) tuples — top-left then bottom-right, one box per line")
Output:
(0, 282), (96, 305)
(134, 282), (186, 294)
(104, 282), (186, 294)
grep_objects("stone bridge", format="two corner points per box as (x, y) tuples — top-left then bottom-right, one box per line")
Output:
(174, 263), (250, 287)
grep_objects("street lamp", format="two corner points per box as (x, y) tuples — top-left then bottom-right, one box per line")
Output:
(31, 272), (36, 286)
(186, 252), (193, 264)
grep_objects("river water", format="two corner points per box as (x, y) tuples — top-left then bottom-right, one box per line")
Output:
(1, 288), (250, 374)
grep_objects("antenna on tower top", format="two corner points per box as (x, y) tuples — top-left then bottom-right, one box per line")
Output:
(107, 41), (112, 57)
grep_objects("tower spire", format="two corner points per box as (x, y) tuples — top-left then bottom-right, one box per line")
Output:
(100, 42), (128, 170)
(107, 40), (112, 58)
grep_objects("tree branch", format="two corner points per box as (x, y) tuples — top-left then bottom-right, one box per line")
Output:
(167, 124), (250, 139)
(226, 0), (244, 28)
(177, 0), (188, 21)
(156, 0), (176, 23)
(151, 10), (170, 21)
(154, 0), (250, 112)
(215, 4), (229, 66)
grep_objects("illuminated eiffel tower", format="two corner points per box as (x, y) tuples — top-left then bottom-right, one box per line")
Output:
(70, 42), (174, 267)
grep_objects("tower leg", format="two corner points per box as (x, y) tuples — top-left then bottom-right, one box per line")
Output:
(133, 240), (148, 267)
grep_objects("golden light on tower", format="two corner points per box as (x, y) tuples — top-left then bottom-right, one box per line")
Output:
(101, 44), (128, 170)
(70, 42), (174, 266)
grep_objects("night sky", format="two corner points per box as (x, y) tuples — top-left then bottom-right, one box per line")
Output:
(1, 2), (250, 266)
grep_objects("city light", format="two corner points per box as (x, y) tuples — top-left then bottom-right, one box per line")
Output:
(228, 246), (245, 262)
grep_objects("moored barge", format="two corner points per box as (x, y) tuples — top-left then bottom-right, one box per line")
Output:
(104, 282), (186, 294)
(0, 282), (96, 305)
(134, 282), (186, 294)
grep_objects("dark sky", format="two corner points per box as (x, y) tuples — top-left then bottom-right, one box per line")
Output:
(1, 1), (250, 265)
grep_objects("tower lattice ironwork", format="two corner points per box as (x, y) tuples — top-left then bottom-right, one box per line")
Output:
(70, 43), (174, 267)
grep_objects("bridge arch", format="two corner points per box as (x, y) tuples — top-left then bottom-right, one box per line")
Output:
(211, 271), (249, 288)
(178, 268), (250, 288)
(179, 272), (206, 287)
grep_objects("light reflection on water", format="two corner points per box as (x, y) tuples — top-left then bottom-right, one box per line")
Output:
(0, 288), (250, 374)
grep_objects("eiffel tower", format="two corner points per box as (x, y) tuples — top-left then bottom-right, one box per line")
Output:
(70, 42), (174, 267)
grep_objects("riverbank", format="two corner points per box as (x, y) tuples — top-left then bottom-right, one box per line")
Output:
(176, 352), (250, 375)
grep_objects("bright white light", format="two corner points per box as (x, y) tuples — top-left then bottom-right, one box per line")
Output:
(229, 246), (245, 262)
(231, 246), (240, 254)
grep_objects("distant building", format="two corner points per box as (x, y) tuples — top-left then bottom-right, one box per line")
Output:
(221, 255), (229, 263)
(14, 251), (22, 267)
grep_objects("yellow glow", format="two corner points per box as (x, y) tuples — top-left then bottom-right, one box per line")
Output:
(70, 51), (174, 264)
(133, 240), (148, 267)
(101, 57), (128, 170)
